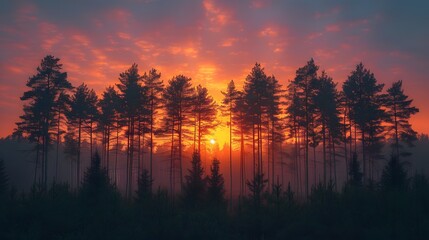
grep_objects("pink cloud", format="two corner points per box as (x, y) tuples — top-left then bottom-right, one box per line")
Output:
(221, 38), (238, 47)
(260, 27), (278, 37)
(325, 24), (340, 32)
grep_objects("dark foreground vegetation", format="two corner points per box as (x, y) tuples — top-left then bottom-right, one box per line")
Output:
(0, 153), (428, 240)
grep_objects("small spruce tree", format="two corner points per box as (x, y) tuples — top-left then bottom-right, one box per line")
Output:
(207, 158), (225, 206)
(183, 152), (206, 207)
(381, 156), (408, 191)
(348, 152), (363, 187)
(135, 169), (153, 202)
(80, 151), (116, 205)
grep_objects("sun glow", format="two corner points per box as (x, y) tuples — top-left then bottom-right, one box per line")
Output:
(210, 138), (216, 145)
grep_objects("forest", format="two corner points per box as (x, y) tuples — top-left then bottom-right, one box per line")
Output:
(0, 55), (428, 239)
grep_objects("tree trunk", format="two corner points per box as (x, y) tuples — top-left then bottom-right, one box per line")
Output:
(332, 135), (337, 190)
(129, 117), (135, 199)
(322, 120), (326, 185)
(170, 119), (175, 195)
(362, 130), (366, 182)
(229, 106), (233, 209)
(90, 120), (93, 158)
(240, 123), (245, 197)
(150, 102), (154, 192)
(271, 119), (275, 189)
(115, 123), (119, 185)
(77, 119), (82, 188)
(56, 109), (61, 181)
(393, 100), (399, 157)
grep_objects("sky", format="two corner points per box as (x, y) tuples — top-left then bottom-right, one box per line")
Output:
(0, 0), (428, 140)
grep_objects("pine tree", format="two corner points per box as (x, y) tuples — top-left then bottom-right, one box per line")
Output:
(17, 55), (72, 188)
(193, 84), (217, 153)
(285, 80), (304, 194)
(85, 89), (99, 159)
(266, 75), (284, 187)
(385, 80), (419, 157)
(347, 153), (363, 187)
(67, 83), (98, 187)
(206, 158), (225, 206)
(63, 131), (78, 186)
(135, 169), (153, 202)
(232, 90), (250, 197)
(221, 80), (239, 206)
(116, 63), (146, 199)
(142, 68), (164, 189)
(80, 151), (116, 205)
(54, 91), (71, 180)
(183, 152), (206, 206)
(246, 172), (267, 208)
(313, 71), (341, 185)
(289, 58), (319, 197)
(343, 63), (385, 181)
(244, 63), (269, 178)
(98, 86), (119, 173)
(163, 75), (194, 193)
(381, 156), (408, 191)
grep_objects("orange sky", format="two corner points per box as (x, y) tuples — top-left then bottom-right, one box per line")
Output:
(0, 0), (428, 140)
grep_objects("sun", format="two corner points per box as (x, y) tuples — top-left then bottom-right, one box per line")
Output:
(209, 138), (216, 145)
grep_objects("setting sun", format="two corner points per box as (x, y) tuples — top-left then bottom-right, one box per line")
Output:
(209, 138), (216, 145)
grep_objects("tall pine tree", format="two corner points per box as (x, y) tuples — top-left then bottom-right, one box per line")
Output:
(163, 75), (194, 193)
(385, 80), (419, 157)
(343, 63), (385, 181)
(17, 55), (72, 188)
(142, 68), (164, 189)
(67, 83), (98, 187)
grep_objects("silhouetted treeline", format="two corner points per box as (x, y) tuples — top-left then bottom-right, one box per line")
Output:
(0, 151), (428, 239)
(12, 55), (419, 202)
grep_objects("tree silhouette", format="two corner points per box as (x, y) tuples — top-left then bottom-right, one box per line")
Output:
(221, 80), (239, 206)
(381, 156), (408, 191)
(347, 152), (363, 187)
(85, 90), (99, 159)
(343, 63), (385, 181)
(163, 75), (194, 193)
(135, 169), (153, 202)
(192, 84), (217, 153)
(247, 173), (267, 208)
(244, 63), (270, 179)
(17, 55), (72, 188)
(116, 63), (147, 199)
(232, 90), (250, 197)
(63, 131), (78, 186)
(288, 58), (319, 197)
(285, 79), (304, 195)
(80, 151), (117, 205)
(266, 75), (284, 187)
(183, 151), (206, 207)
(206, 158), (225, 206)
(142, 68), (164, 190)
(98, 86), (119, 174)
(313, 71), (341, 185)
(385, 80), (419, 157)
(67, 83), (98, 187)
(54, 91), (71, 180)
